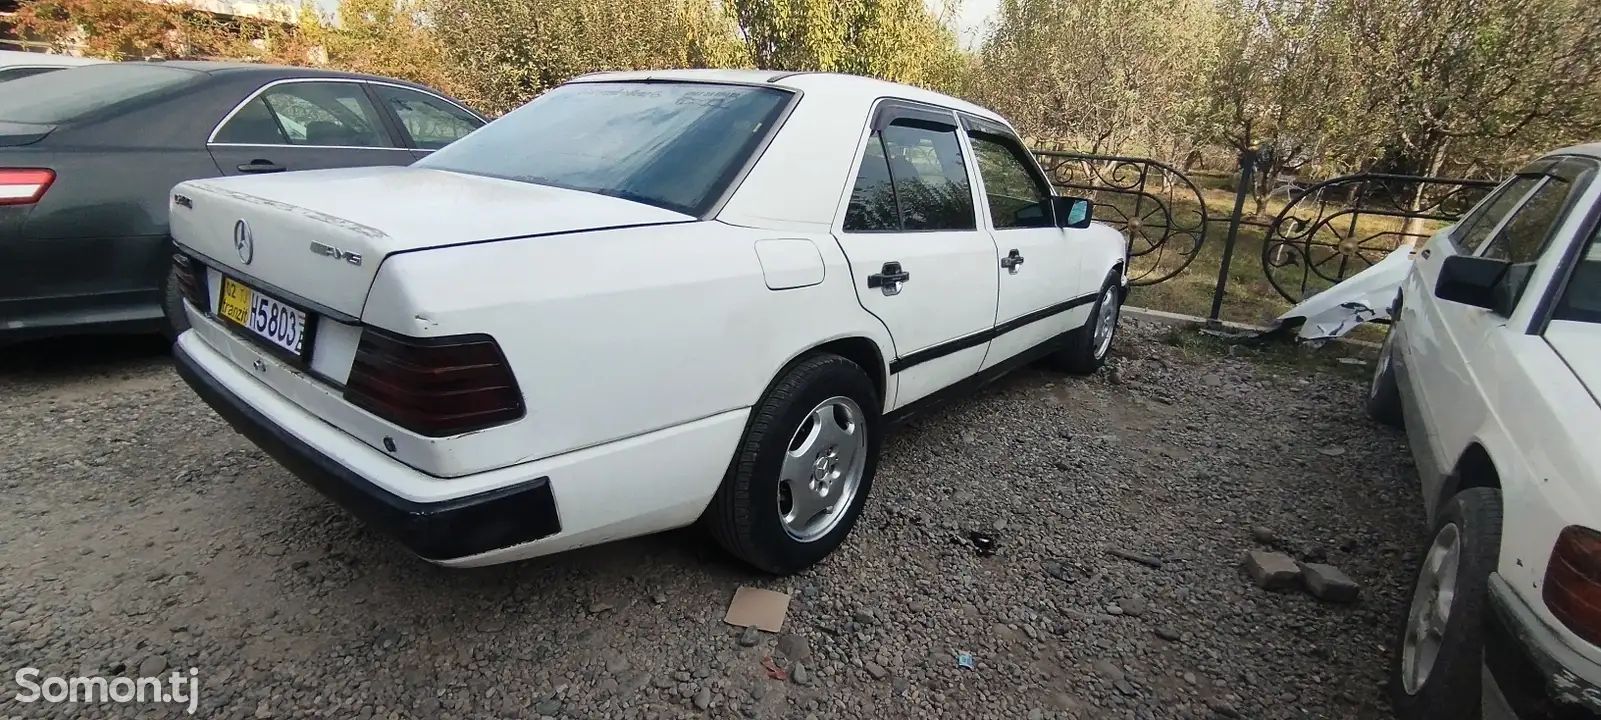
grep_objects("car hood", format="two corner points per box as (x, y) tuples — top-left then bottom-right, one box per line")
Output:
(1545, 319), (1601, 408)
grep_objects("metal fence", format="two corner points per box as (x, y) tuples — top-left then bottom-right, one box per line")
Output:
(1030, 146), (1497, 320)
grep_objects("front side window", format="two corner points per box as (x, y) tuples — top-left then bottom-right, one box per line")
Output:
(416, 81), (792, 216)
(968, 132), (1052, 229)
(879, 121), (976, 231)
(1481, 177), (1573, 264)
(1451, 176), (1538, 254)
(374, 85), (483, 150)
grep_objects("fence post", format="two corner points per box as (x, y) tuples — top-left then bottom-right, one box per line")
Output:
(1208, 144), (1259, 322)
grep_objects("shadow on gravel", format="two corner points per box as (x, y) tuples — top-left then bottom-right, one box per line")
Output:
(0, 333), (172, 381)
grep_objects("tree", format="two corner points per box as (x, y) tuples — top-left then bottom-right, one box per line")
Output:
(1194, 0), (1370, 215)
(10, 0), (232, 59)
(1337, 0), (1601, 179)
(973, 0), (1219, 161)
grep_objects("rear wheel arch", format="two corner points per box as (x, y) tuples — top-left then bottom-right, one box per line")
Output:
(760, 336), (887, 411)
(1438, 442), (1502, 513)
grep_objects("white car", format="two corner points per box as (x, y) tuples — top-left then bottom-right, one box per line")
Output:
(0, 50), (107, 83)
(1368, 144), (1601, 718)
(165, 69), (1130, 575)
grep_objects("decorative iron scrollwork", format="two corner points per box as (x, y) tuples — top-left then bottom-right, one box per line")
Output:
(1261, 173), (1497, 303)
(1032, 150), (1210, 286)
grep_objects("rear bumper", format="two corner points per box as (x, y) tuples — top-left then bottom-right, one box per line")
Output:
(1483, 572), (1601, 720)
(174, 337), (563, 562)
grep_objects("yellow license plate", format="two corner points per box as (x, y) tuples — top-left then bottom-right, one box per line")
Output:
(218, 277), (309, 357)
(218, 277), (253, 327)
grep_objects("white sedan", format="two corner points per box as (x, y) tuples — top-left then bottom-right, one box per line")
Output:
(165, 69), (1129, 575)
(1368, 143), (1601, 718)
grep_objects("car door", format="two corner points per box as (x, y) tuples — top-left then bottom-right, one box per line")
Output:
(368, 83), (486, 160)
(206, 79), (416, 176)
(1403, 175), (1538, 424)
(831, 99), (1000, 410)
(1408, 164), (1585, 505)
(959, 115), (1084, 371)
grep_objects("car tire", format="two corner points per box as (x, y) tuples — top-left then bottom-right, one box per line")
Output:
(1388, 486), (1503, 720)
(1367, 316), (1404, 428)
(705, 352), (882, 575)
(161, 265), (191, 342)
(1050, 271), (1122, 375)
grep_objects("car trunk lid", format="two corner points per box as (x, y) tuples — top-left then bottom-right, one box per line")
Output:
(169, 165), (696, 318)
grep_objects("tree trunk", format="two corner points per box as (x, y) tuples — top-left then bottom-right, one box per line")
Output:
(1400, 142), (1450, 241)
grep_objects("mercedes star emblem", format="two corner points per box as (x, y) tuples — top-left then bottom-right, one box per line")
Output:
(233, 219), (254, 265)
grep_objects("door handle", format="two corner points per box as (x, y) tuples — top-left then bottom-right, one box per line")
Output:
(867, 261), (910, 296)
(1001, 249), (1025, 274)
(1420, 248), (1431, 259)
(237, 160), (286, 174)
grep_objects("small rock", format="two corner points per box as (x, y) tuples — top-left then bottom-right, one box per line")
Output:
(535, 698), (561, 715)
(652, 593), (667, 605)
(1207, 698), (1241, 717)
(1107, 548), (1163, 569)
(1184, 672), (1198, 685)
(1029, 709), (1045, 720)
(1250, 526), (1277, 545)
(1106, 604), (1124, 616)
(589, 601), (614, 614)
(776, 633), (810, 661)
(791, 662), (810, 686)
(1114, 679), (1137, 697)
(738, 626), (760, 647)
(1303, 544), (1329, 563)
(1300, 563), (1362, 603)
(1318, 445), (1346, 457)
(865, 662), (887, 680)
(1092, 659), (1125, 683)
(1155, 627), (1182, 642)
(1120, 596), (1148, 617)
(1243, 550), (1301, 591)
(138, 655), (167, 677)
(693, 687), (712, 710)
(606, 655), (631, 674)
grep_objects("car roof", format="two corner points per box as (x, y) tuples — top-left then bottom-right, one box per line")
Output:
(566, 68), (1012, 128)
(0, 49), (107, 68)
(112, 59), (416, 84)
(1545, 143), (1601, 162)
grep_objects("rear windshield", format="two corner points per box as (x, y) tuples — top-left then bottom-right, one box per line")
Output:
(0, 64), (202, 124)
(415, 81), (792, 216)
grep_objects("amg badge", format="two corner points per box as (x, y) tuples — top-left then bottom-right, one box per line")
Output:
(309, 241), (362, 266)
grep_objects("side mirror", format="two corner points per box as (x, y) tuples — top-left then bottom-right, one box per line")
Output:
(1435, 255), (1518, 315)
(1052, 196), (1093, 229)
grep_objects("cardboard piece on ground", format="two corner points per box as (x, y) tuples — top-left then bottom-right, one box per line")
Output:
(723, 586), (791, 633)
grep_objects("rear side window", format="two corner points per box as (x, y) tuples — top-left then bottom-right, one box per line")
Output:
(880, 122), (975, 231)
(0, 64), (202, 124)
(1554, 225), (1601, 324)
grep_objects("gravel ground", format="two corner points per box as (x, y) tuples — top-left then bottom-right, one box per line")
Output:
(0, 318), (1425, 720)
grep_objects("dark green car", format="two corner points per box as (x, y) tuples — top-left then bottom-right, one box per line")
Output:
(0, 61), (487, 345)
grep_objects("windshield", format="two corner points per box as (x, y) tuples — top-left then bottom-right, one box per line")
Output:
(415, 81), (792, 216)
(0, 64), (202, 124)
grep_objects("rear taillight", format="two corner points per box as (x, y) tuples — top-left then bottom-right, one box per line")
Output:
(1543, 525), (1601, 646)
(343, 328), (524, 437)
(0, 169), (54, 206)
(172, 253), (209, 312)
